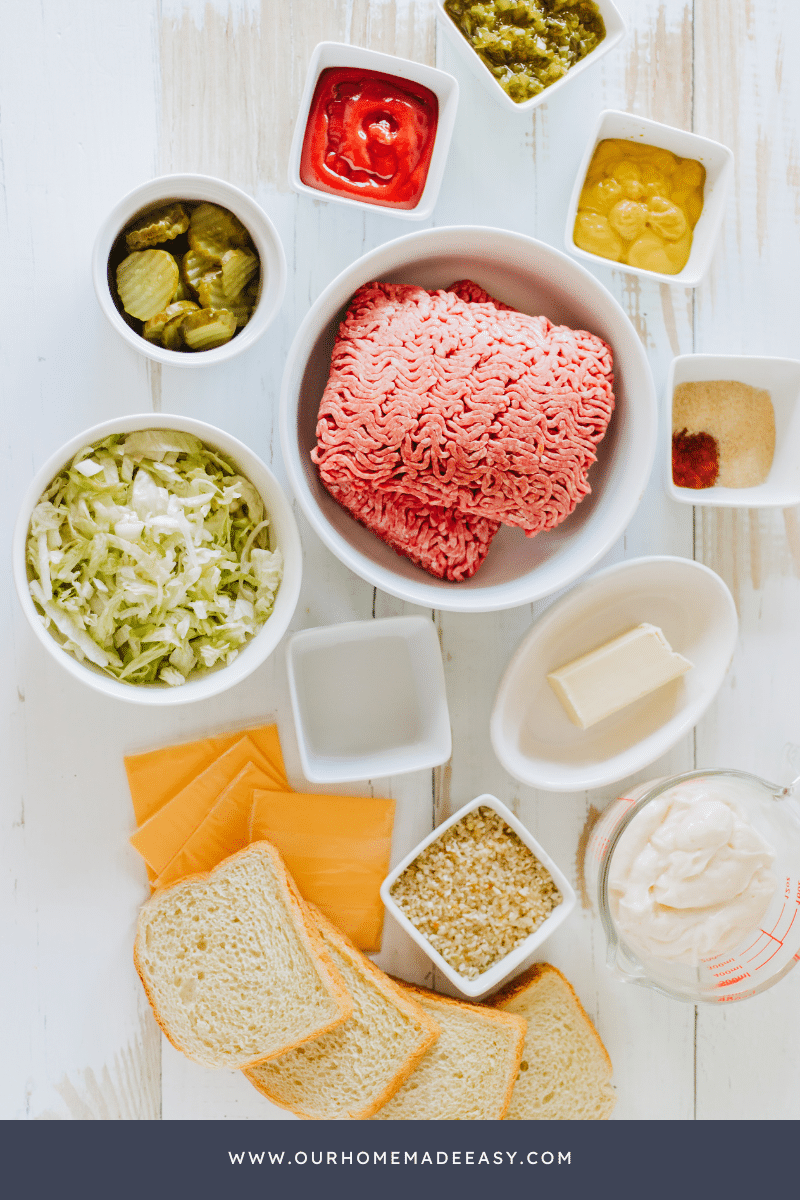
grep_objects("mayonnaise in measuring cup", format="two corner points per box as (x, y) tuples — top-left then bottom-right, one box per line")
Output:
(608, 777), (777, 963)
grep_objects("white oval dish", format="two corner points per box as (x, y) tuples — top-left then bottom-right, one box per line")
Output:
(13, 413), (302, 705)
(490, 556), (738, 792)
(280, 224), (657, 613)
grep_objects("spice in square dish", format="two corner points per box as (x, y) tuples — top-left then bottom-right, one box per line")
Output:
(671, 380), (775, 488)
(389, 806), (562, 979)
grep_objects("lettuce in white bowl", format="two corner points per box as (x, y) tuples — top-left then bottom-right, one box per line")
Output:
(26, 429), (283, 686)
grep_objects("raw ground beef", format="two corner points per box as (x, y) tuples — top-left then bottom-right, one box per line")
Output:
(312, 280), (615, 581)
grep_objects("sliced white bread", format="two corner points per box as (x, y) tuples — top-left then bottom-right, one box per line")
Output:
(370, 981), (526, 1120)
(244, 908), (441, 1119)
(133, 841), (352, 1070)
(490, 963), (616, 1120)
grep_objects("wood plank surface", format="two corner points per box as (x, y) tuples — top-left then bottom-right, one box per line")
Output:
(2, 0), (798, 1122)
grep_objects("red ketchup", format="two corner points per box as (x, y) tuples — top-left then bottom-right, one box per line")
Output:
(299, 67), (439, 210)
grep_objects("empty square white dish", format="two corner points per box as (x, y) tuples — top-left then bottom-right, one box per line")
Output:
(286, 616), (451, 783)
(565, 109), (734, 287)
(436, 0), (625, 115)
(666, 354), (800, 507)
(381, 793), (576, 999)
(287, 42), (458, 221)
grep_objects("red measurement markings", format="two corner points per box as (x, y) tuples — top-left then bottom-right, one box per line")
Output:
(714, 973), (751, 988)
(711, 962), (748, 978)
(742, 906), (797, 969)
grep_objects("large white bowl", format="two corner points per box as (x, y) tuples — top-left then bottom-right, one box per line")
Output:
(490, 556), (738, 791)
(13, 414), (302, 705)
(93, 174), (287, 366)
(280, 225), (657, 612)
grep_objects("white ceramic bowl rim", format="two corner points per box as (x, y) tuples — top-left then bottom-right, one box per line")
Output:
(280, 223), (657, 613)
(13, 413), (302, 705)
(92, 173), (287, 367)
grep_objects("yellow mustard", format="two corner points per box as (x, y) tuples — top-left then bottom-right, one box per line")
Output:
(574, 139), (705, 275)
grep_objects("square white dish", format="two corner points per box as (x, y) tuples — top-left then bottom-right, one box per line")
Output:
(436, 0), (625, 115)
(666, 354), (800, 507)
(287, 41), (458, 221)
(564, 109), (734, 287)
(490, 556), (738, 792)
(286, 615), (451, 783)
(381, 793), (576, 999)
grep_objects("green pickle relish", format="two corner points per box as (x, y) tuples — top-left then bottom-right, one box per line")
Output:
(444, 0), (606, 104)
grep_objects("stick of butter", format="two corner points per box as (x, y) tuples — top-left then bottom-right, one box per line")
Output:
(546, 623), (693, 730)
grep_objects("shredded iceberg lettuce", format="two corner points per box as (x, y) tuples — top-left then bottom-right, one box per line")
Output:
(26, 430), (283, 686)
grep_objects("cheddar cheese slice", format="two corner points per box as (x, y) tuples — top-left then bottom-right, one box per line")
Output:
(152, 762), (264, 891)
(124, 723), (287, 825)
(129, 735), (282, 875)
(250, 789), (395, 952)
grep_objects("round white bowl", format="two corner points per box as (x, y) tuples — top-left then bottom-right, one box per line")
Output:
(280, 225), (657, 612)
(13, 414), (302, 705)
(93, 174), (287, 366)
(490, 556), (738, 792)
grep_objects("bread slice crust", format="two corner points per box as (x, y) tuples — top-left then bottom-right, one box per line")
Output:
(489, 962), (616, 1120)
(244, 908), (440, 1119)
(371, 979), (526, 1120)
(133, 840), (353, 1071)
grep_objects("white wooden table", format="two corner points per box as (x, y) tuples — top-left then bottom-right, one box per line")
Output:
(3, 0), (799, 1122)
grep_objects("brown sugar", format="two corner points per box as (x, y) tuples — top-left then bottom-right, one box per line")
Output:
(672, 380), (775, 488)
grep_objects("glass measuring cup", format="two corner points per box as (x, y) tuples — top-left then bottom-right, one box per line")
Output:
(585, 769), (800, 1003)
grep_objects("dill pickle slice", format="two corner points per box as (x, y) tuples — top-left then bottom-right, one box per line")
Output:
(181, 249), (216, 294)
(182, 308), (237, 351)
(144, 301), (199, 346)
(125, 203), (189, 251)
(220, 248), (259, 299)
(171, 276), (193, 303)
(196, 270), (251, 327)
(143, 300), (200, 343)
(142, 312), (169, 343)
(161, 311), (192, 350)
(225, 292), (252, 328)
(195, 268), (228, 311)
(116, 250), (180, 321)
(188, 202), (250, 261)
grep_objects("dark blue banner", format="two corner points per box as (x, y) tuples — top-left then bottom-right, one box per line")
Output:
(0, 1119), (792, 1200)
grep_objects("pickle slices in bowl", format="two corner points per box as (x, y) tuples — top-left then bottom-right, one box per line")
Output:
(111, 201), (261, 353)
